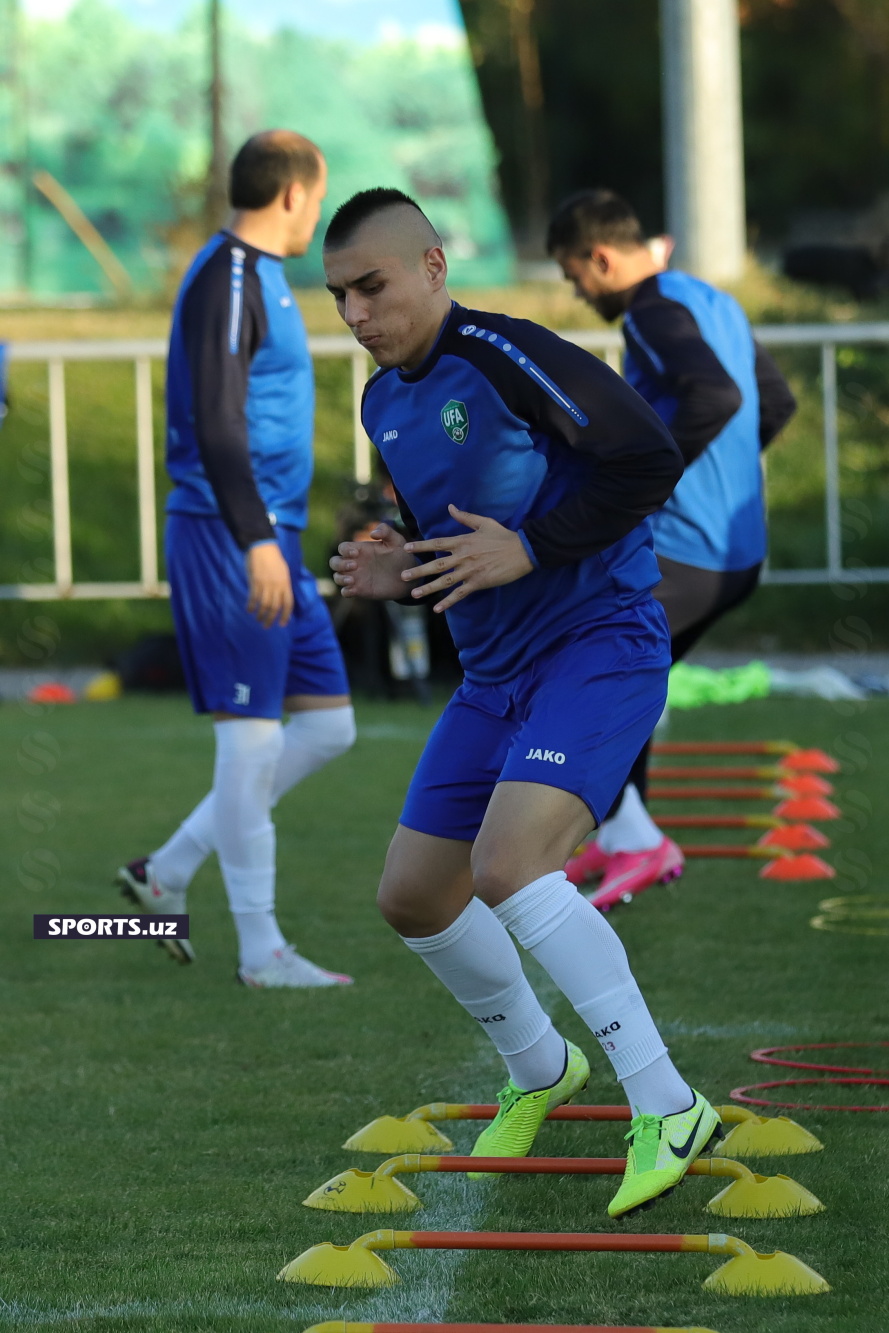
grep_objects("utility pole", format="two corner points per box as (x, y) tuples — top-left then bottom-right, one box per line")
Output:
(206, 0), (228, 232)
(660, 0), (746, 282)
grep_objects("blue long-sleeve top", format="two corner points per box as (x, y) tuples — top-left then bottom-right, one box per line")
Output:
(165, 231), (314, 549)
(362, 302), (685, 684)
(622, 270), (796, 572)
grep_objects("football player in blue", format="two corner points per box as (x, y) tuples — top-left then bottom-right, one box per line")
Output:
(116, 132), (356, 988)
(326, 189), (721, 1218)
(548, 191), (796, 904)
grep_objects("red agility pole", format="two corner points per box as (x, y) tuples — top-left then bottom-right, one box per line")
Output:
(654, 817), (830, 851)
(649, 781), (831, 800)
(676, 846), (834, 880)
(280, 1228), (830, 1293)
(680, 844), (782, 859)
(652, 765), (823, 782)
(656, 814), (782, 828)
(301, 1324), (720, 1333)
(652, 742), (838, 773)
(653, 740), (798, 755)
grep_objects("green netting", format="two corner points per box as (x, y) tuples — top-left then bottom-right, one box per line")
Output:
(2, 0), (513, 297)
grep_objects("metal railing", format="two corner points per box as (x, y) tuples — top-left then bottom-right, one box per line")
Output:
(3, 334), (371, 600)
(4, 321), (889, 600)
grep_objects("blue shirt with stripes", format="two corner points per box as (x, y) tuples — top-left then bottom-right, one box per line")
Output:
(622, 270), (765, 572)
(165, 231), (314, 548)
(362, 303), (683, 683)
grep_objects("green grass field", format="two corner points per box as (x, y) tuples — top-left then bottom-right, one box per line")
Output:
(2, 691), (888, 1332)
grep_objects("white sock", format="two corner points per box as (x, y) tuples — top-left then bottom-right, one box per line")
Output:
(596, 783), (662, 855)
(149, 707), (356, 893)
(272, 706), (356, 804)
(212, 719), (287, 971)
(494, 871), (692, 1116)
(151, 796), (213, 893)
(403, 898), (568, 1091)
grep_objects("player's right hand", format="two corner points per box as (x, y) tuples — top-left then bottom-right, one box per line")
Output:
(246, 540), (294, 628)
(330, 524), (419, 600)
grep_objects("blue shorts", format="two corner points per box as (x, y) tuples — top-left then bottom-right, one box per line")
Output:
(400, 601), (669, 841)
(166, 514), (349, 718)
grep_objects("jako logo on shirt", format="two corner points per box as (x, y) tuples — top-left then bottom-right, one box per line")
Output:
(525, 747), (566, 765)
(234, 683), (251, 705)
(382, 429), (398, 442)
(441, 399), (469, 444)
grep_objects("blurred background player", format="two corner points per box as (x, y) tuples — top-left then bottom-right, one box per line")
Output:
(116, 131), (356, 987)
(327, 189), (720, 1218)
(548, 189), (796, 904)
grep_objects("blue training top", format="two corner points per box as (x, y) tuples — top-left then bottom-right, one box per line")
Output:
(166, 231), (314, 548)
(362, 303), (684, 685)
(623, 270), (765, 572)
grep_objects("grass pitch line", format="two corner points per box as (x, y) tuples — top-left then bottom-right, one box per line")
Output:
(278, 1229), (830, 1295)
(303, 1152), (824, 1219)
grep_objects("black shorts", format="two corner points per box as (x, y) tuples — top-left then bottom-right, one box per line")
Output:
(655, 555), (762, 664)
(604, 555), (762, 812)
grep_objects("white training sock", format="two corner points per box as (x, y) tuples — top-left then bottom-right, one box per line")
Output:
(596, 783), (662, 855)
(212, 719), (287, 971)
(272, 706), (356, 804)
(149, 707), (356, 893)
(402, 897), (567, 1091)
(151, 795), (213, 893)
(494, 871), (692, 1116)
(622, 1053), (694, 1117)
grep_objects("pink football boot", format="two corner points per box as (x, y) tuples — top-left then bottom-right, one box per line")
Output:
(586, 836), (685, 911)
(565, 839), (612, 885)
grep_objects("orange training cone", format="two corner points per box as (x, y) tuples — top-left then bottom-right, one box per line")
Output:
(759, 855), (835, 882)
(777, 775), (834, 798)
(781, 749), (840, 773)
(773, 797), (840, 822)
(757, 826), (830, 852)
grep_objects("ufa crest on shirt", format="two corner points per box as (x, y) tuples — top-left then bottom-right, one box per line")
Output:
(441, 400), (470, 444)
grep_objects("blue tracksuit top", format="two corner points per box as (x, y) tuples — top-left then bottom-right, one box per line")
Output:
(623, 270), (765, 572)
(362, 303), (684, 684)
(165, 231), (314, 548)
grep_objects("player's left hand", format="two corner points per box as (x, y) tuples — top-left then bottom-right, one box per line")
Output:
(401, 504), (534, 613)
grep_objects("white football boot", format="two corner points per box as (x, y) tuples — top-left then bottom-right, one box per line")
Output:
(237, 943), (353, 988)
(115, 856), (195, 964)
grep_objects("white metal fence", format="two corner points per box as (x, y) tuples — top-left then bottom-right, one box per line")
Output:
(4, 321), (889, 600)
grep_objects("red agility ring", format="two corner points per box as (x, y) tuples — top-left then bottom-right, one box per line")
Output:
(730, 1076), (889, 1112)
(750, 1042), (889, 1075)
(731, 1043), (889, 1111)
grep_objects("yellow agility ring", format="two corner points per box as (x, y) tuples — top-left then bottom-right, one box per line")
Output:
(810, 895), (889, 937)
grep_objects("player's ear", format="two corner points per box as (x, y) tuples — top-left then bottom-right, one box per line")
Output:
(590, 244), (610, 274)
(283, 180), (306, 214)
(425, 245), (448, 291)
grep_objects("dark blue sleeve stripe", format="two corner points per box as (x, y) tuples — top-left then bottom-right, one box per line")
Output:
(228, 245), (246, 354)
(624, 312), (666, 375)
(458, 322), (589, 427)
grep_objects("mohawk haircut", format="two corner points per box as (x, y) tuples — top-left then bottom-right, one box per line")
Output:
(324, 187), (441, 249)
(546, 190), (646, 257)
